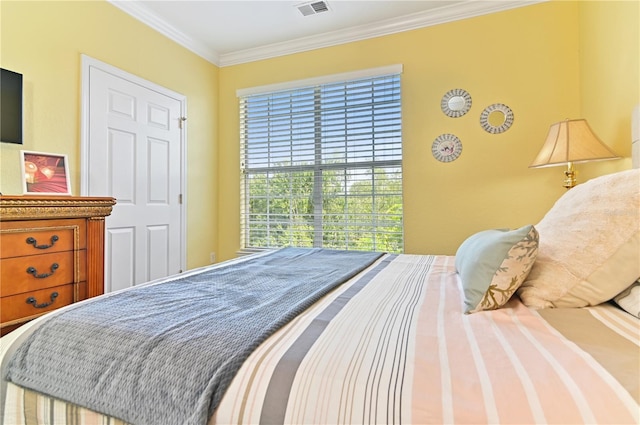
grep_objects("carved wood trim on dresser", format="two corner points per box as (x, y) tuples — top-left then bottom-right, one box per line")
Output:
(0, 195), (116, 335)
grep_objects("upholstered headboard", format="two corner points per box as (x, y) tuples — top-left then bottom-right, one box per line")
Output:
(633, 104), (639, 169)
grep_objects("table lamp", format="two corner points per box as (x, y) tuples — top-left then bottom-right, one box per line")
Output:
(530, 119), (619, 188)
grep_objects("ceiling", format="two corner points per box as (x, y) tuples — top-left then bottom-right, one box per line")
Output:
(109, 0), (541, 67)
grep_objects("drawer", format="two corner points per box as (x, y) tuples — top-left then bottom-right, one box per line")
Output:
(1, 283), (75, 326)
(0, 223), (82, 259)
(0, 250), (84, 296)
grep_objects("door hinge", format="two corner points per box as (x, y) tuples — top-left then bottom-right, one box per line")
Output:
(178, 194), (183, 204)
(179, 117), (187, 129)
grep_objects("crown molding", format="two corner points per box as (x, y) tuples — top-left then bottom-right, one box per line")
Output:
(108, 0), (220, 65)
(109, 0), (544, 68)
(220, 1), (543, 67)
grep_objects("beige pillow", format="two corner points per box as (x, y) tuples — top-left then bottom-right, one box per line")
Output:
(518, 169), (640, 309)
(613, 279), (640, 318)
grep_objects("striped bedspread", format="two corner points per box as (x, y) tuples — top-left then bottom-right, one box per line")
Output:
(2, 254), (638, 424)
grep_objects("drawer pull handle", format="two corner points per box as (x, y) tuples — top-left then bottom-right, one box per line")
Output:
(26, 235), (59, 249)
(26, 263), (59, 278)
(26, 292), (59, 309)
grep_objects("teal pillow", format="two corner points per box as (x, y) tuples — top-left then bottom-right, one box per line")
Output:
(455, 225), (539, 314)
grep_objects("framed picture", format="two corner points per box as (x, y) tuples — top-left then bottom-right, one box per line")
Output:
(20, 150), (71, 195)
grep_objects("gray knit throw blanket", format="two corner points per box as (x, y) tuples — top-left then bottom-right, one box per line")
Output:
(6, 248), (383, 425)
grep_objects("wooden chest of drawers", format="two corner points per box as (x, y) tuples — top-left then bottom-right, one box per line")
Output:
(0, 196), (115, 335)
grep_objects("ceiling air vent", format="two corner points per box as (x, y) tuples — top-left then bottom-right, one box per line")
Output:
(297, 1), (330, 17)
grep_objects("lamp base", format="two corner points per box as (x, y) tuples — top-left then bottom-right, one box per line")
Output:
(563, 162), (576, 189)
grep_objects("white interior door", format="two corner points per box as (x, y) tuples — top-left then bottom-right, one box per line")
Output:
(81, 56), (186, 292)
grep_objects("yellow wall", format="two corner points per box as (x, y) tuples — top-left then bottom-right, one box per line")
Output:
(218, 1), (592, 261)
(578, 0), (639, 180)
(2, 1), (637, 267)
(0, 0), (219, 269)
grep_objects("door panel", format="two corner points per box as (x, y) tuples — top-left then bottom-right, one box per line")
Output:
(148, 225), (169, 281)
(148, 137), (170, 203)
(108, 228), (135, 292)
(109, 129), (136, 201)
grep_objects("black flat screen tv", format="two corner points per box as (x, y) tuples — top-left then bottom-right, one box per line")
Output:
(1, 68), (23, 144)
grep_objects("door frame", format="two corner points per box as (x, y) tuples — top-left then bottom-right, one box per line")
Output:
(80, 54), (187, 274)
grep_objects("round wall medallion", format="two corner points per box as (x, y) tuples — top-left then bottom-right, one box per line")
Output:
(479, 103), (514, 134)
(441, 88), (472, 118)
(432, 134), (463, 162)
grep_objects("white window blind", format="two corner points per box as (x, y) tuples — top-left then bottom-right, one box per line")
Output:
(239, 71), (403, 253)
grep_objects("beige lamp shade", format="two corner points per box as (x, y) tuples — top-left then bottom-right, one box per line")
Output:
(530, 119), (619, 168)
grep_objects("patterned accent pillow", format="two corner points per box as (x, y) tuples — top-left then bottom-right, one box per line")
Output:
(613, 280), (640, 318)
(455, 225), (539, 314)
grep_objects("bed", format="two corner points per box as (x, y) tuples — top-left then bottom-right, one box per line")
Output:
(1, 166), (638, 425)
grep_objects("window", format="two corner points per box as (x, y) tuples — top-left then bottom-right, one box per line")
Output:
(239, 67), (403, 253)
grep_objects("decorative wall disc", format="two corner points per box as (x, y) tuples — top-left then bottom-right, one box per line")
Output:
(441, 88), (472, 118)
(432, 134), (463, 162)
(479, 103), (514, 134)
